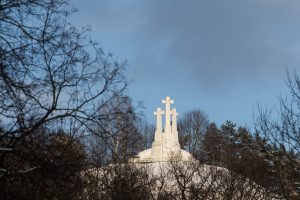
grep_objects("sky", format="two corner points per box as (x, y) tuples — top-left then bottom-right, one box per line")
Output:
(71, 0), (300, 127)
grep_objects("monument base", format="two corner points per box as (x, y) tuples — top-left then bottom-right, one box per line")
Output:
(131, 96), (193, 163)
(132, 147), (193, 163)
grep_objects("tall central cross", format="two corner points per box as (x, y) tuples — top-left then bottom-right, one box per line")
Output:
(162, 96), (174, 133)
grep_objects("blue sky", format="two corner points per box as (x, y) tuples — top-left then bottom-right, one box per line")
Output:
(71, 0), (300, 127)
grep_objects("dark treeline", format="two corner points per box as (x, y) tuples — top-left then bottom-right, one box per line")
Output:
(0, 0), (299, 199)
(179, 116), (299, 199)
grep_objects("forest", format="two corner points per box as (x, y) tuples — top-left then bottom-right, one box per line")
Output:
(0, 0), (299, 199)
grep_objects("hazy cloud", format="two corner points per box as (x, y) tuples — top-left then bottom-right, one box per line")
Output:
(71, 0), (300, 125)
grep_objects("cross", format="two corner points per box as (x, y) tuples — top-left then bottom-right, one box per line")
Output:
(154, 108), (164, 133)
(162, 96), (174, 133)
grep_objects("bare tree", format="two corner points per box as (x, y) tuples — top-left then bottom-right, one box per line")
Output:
(81, 163), (156, 200)
(256, 71), (300, 199)
(0, 0), (128, 199)
(162, 157), (221, 200)
(86, 95), (144, 164)
(151, 155), (275, 200)
(178, 109), (209, 160)
(136, 118), (155, 149)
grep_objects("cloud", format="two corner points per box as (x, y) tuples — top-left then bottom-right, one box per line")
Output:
(71, 0), (300, 125)
(72, 0), (300, 88)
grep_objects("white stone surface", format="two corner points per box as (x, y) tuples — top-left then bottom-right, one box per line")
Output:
(133, 96), (192, 162)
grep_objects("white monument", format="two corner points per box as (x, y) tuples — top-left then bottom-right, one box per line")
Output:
(133, 96), (192, 162)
